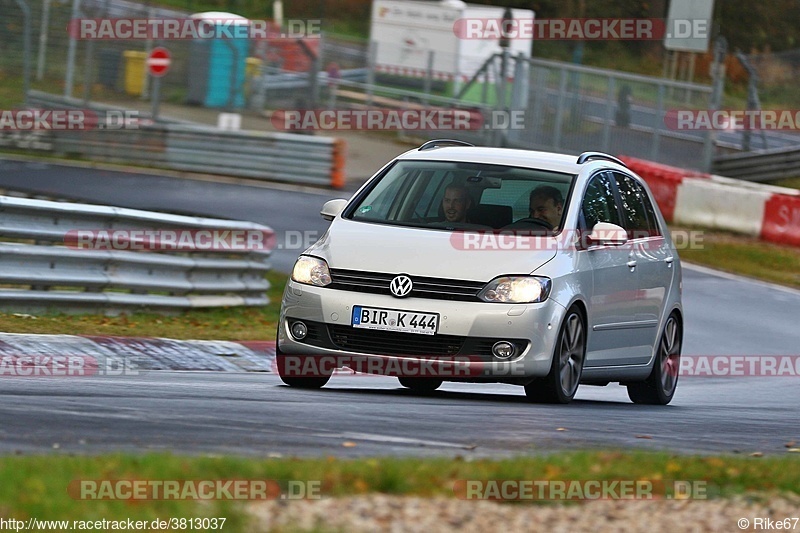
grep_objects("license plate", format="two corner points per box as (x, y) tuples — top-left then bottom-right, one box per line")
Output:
(352, 306), (438, 335)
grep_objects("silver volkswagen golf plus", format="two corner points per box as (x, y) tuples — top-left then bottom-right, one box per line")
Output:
(277, 140), (683, 405)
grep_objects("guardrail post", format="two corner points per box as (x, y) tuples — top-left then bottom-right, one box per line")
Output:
(330, 138), (346, 189)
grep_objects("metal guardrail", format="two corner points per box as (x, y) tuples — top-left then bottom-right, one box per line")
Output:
(25, 91), (346, 188)
(713, 146), (800, 183)
(0, 194), (273, 313)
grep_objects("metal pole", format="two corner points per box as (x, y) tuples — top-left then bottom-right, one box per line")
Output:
(366, 41), (376, 107)
(64, 0), (81, 98)
(602, 76), (615, 152)
(36, 0), (51, 81)
(423, 50), (434, 106)
(142, 6), (153, 100)
(703, 36), (727, 172)
(13, 0), (32, 107)
(497, 48), (508, 110)
(553, 68), (568, 150)
(651, 83), (664, 161)
(151, 76), (162, 121)
(685, 52), (696, 104)
(83, 38), (95, 104)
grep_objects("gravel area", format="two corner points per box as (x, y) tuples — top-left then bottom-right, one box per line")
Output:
(249, 494), (800, 532)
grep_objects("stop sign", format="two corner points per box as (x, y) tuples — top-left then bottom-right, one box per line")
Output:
(147, 47), (171, 77)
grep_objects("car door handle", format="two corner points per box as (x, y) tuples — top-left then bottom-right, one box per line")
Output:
(665, 256), (674, 266)
(627, 260), (637, 268)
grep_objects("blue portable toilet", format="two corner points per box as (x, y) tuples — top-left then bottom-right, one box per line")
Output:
(187, 12), (250, 109)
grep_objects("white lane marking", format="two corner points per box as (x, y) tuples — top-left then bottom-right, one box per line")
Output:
(312, 431), (473, 449)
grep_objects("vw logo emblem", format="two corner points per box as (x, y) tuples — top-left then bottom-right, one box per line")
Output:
(390, 275), (413, 297)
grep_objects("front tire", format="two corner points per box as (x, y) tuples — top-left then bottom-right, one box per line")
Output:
(627, 313), (682, 405)
(525, 307), (586, 404)
(398, 377), (442, 392)
(275, 340), (331, 389)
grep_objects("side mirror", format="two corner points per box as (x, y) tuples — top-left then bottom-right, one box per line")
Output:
(320, 199), (348, 221)
(587, 222), (628, 247)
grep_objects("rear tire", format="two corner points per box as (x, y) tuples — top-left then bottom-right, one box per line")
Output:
(627, 313), (682, 405)
(525, 307), (586, 404)
(398, 377), (442, 392)
(275, 339), (331, 389)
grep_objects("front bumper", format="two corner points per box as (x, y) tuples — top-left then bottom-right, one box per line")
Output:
(277, 279), (568, 381)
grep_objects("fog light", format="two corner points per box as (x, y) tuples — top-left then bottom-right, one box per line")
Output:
(290, 321), (308, 340)
(492, 341), (516, 359)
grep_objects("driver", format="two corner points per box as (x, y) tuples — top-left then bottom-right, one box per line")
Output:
(527, 186), (564, 230)
(441, 185), (472, 223)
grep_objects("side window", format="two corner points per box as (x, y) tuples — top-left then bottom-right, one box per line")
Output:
(613, 173), (659, 238)
(639, 184), (662, 237)
(581, 173), (622, 231)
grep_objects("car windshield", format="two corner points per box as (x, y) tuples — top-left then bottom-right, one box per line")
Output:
(346, 160), (574, 233)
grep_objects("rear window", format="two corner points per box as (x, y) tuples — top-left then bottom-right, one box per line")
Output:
(346, 160), (574, 233)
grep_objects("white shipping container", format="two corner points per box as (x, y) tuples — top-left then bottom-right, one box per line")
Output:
(370, 0), (534, 84)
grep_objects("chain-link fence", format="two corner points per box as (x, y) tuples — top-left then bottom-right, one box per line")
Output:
(5, 0), (783, 173)
(508, 57), (715, 170)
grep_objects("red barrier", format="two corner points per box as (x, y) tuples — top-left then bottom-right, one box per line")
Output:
(619, 156), (710, 222)
(761, 193), (800, 247)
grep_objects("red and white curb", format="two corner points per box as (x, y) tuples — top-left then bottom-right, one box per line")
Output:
(622, 157), (800, 247)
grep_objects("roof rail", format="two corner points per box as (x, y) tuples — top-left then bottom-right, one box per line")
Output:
(576, 152), (627, 167)
(418, 139), (475, 151)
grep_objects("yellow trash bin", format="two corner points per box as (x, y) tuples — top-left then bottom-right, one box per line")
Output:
(245, 57), (262, 95)
(246, 57), (262, 79)
(123, 51), (147, 96)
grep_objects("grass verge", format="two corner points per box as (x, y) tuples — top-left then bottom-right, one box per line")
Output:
(0, 452), (798, 532)
(772, 177), (800, 190)
(672, 226), (800, 288)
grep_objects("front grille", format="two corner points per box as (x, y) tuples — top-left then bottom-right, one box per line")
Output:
(329, 269), (485, 301)
(323, 323), (529, 359)
(328, 324), (465, 356)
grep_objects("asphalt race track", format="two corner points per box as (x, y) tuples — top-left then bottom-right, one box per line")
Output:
(0, 160), (798, 457)
(0, 372), (797, 457)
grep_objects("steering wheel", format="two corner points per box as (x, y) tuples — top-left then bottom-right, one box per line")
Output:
(505, 217), (553, 231)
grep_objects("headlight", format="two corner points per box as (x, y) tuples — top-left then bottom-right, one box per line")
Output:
(291, 256), (332, 287)
(478, 276), (551, 303)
